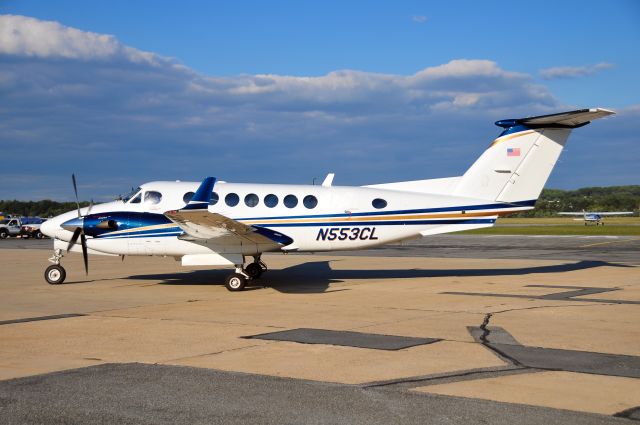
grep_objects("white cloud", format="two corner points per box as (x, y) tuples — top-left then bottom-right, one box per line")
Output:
(539, 62), (614, 80)
(0, 14), (161, 65)
(412, 15), (427, 24)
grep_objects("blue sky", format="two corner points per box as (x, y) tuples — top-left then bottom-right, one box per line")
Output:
(0, 1), (639, 200)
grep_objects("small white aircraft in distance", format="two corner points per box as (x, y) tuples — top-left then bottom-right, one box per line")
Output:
(558, 210), (633, 225)
(41, 108), (614, 291)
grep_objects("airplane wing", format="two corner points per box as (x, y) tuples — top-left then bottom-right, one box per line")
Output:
(559, 211), (633, 216)
(164, 176), (293, 248)
(165, 209), (293, 246)
(590, 212), (633, 216)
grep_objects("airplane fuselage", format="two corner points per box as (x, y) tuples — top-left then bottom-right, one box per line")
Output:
(43, 180), (532, 259)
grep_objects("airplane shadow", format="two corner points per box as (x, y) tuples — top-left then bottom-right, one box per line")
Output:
(126, 259), (632, 294)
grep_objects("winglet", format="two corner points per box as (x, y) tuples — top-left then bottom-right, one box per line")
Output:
(183, 177), (216, 210)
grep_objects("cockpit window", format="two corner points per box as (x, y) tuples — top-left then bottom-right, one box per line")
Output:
(130, 192), (142, 204)
(144, 191), (162, 205)
(122, 187), (141, 202)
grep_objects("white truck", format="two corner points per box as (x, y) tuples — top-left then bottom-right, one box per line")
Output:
(0, 218), (22, 238)
(20, 221), (45, 239)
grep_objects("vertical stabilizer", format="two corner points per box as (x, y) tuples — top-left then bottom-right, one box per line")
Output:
(452, 108), (614, 202)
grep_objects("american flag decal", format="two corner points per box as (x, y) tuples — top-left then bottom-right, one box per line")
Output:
(507, 147), (521, 157)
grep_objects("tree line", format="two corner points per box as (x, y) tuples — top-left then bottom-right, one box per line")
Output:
(1, 185), (638, 218)
(515, 185), (640, 217)
(0, 200), (91, 218)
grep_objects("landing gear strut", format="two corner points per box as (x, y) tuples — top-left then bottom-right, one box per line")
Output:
(45, 249), (66, 285)
(224, 255), (267, 291)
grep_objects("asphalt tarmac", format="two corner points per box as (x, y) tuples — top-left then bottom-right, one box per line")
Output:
(0, 234), (638, 424)
(5, 233), (640, 262)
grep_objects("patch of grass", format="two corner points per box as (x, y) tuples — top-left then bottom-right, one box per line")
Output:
(461, 225), (640, 236)
(497, 216), (639, 225)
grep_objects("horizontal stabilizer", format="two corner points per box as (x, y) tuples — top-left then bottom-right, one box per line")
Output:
(495, 108), (614, 129)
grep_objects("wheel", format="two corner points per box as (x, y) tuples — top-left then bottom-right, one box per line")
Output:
(0, 229), (8, 239)
(245, 262), (263, 279)
(35, 231), (43, 239)
(45, 265), (66, 285)
(225, 273), (247, 291)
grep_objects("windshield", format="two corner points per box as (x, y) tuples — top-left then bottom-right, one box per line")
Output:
(122, 187), (142, 202)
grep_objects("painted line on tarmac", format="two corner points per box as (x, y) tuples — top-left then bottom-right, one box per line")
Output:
(579, 237), (640, 248)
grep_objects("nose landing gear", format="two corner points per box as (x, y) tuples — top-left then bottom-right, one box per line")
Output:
(45, 249), (66, 285)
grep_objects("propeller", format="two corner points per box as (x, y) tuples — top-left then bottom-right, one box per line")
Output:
(66, 174), (92, 275)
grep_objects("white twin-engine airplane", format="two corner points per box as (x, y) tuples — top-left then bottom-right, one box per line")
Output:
(41, 108), (614, 291)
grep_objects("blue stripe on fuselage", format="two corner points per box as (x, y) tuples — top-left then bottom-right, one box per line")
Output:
(234, 200), (536, 221)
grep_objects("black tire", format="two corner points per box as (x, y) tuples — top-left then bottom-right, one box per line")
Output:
(0, 229), (8, 239)
(245, 262), (263, 279)
(34, 231), (43, 239)
(45, 265), (66, 285)
(225, 273), (246, 291)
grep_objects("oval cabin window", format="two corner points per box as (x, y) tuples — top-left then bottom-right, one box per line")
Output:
(303, 195), (318, 209)
(264, 194), (278, 208)
(225, 193), (240, 207)
(245, 193), (259, 207)
(372, 198), (387, 209)
(283, 195), (298, 208)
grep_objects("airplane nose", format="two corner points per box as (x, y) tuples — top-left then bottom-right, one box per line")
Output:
(61, 217), (83, 232)
(40, 219), (58, 238)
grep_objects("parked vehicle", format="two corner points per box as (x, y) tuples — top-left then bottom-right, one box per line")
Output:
(0, 218), (22, 238)
(0, 217), (46, 239)
(21, 221), (46, 239)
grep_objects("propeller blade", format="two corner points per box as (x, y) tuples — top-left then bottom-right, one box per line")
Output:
(72, 174), (81, 218)
(80, 233), (88, 275)
(86, 199), (94, 216)
(67, 227), (82, 252)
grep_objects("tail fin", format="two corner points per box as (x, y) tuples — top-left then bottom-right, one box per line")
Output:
(183, 177), (216, 210)
(453, 108), (614, 203)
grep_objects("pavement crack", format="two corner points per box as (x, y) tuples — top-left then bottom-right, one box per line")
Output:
(477, 312), (525, 367)
(163, 342), (270, 363)
(479, 313), (492, 344)
(362, 366), (532, 389)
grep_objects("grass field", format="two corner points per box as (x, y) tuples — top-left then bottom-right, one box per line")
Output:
(460, 216), (640, 236)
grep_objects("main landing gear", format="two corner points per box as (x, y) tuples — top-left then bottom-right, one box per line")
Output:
(224, 255), (267, 292)
(45, 249), (66, 285)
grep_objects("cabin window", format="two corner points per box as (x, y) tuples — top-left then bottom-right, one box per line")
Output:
(210, 192), (219, 205)
(372, 198), (387, 209)
(303, 195), (318, 209)
(225, 193), (240, 207)
(283, 194), (298, 208)
(264, 194), (278, 208)
(183, 192), (194, 204)
(144, 191), (162, 205)
(245, 193), (259, 207)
